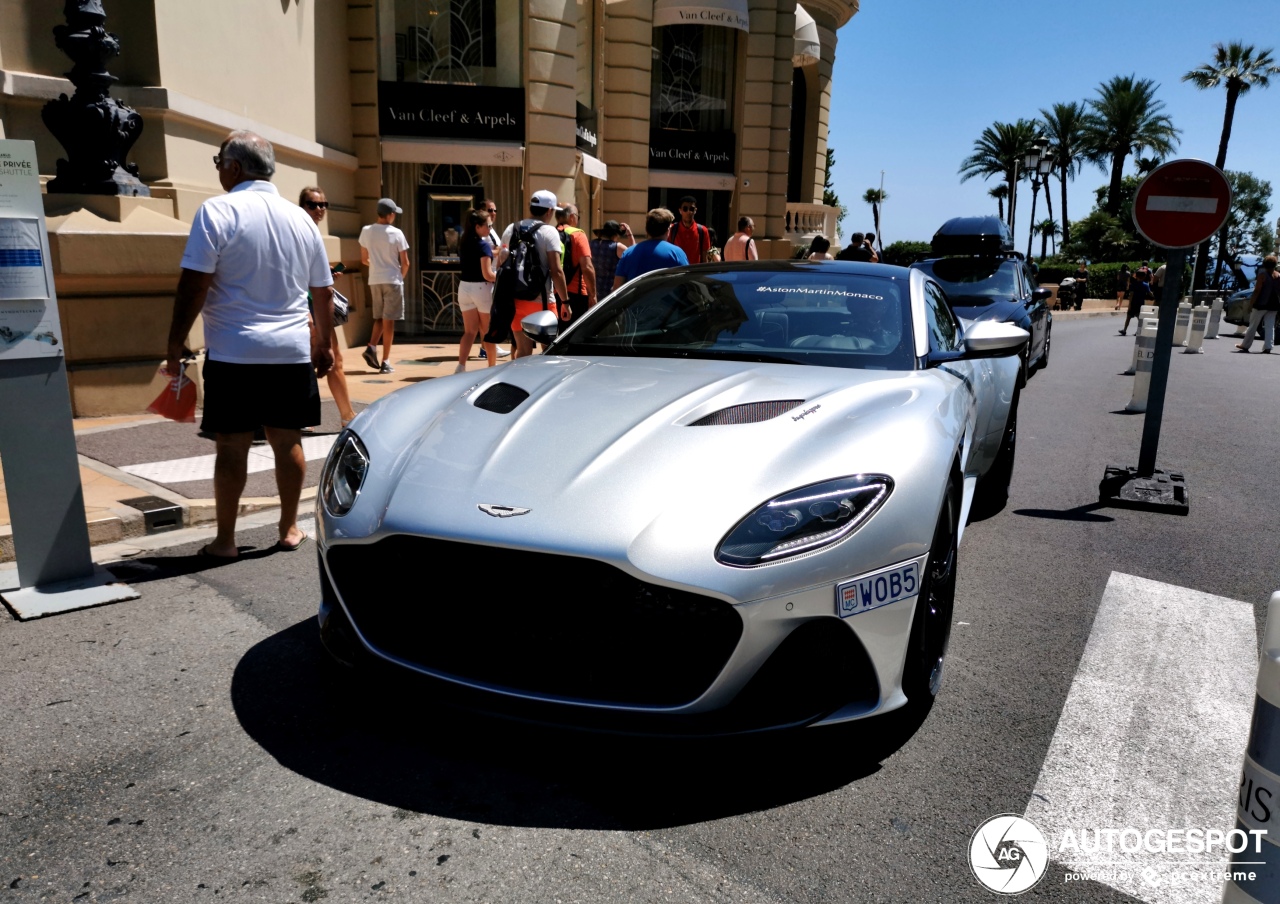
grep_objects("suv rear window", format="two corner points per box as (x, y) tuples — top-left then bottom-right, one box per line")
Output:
(915, 259), (1019, 306)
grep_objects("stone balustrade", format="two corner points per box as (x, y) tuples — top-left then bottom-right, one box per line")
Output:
(784, 202), (840, 244)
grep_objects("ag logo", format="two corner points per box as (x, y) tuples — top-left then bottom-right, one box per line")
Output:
(969, 814), (1049, 895)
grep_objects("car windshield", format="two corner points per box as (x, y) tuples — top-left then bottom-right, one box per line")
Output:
(916, 258), (1018, 306)
(547, 267), (916, 371)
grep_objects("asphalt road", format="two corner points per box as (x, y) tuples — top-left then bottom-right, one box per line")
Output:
(2, 314), (1277, 903)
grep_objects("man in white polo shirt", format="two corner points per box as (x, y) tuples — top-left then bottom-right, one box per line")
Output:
(165, 130), (334, 559)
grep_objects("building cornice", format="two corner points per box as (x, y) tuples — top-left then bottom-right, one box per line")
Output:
(1, 70), (358, 173)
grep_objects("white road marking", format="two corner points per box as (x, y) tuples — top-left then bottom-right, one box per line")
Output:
(1146, 196), (1220, 214)
(121, 435), (336, 484)
(1023, 572), (1256, 903)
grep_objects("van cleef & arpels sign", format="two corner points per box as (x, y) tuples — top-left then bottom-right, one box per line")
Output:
(378, 82), (525, 142)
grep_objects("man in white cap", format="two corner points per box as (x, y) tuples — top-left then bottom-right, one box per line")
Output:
(496, 189), (568, 358)
(359, 197), (410, 373)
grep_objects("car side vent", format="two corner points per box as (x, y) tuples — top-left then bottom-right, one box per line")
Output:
(473, 383), (530, 414)
(690, 400), (805, 426)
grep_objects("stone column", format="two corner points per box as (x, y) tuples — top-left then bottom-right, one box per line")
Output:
(601, 0), (653, 230)
(738, 0), (794, 253)
(348, 0), (381, 227)
(525, 0), (577, 207)
(766, 0), (797, 250)
(810, 22), (837, 207)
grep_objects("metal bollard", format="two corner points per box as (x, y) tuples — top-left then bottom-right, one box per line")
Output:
(1222, 592), (1280, 904)
(1186, 304), (1209, 353)
(1173, 300), (1194, 345)
(1123, 317), (1157, 375)
(1207, 297), (1225, 340)
(1125, 319), (1158, 412)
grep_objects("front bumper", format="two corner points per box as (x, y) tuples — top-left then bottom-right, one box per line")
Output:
(318, 534), (918, 734)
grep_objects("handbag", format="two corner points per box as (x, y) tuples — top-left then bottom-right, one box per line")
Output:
(332, 288), (351, 325)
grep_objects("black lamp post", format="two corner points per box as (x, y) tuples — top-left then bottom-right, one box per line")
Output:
(42, 0), (149, 196)
(1024, 137), (1053, 259)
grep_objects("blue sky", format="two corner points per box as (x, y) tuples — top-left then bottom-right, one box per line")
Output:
(827, 0), (1280, 253)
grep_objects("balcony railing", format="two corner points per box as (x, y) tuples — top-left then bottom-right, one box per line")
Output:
(784, 202), (840, 244)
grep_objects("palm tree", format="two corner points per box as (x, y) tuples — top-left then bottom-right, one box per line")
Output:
(959, 119), (1038, 234)
(1037, 219), (1060, 259)
(1038, 102), (1089, 249)
(1081, 75), (1179, 217)
(989, 184), (1008, 221)
(1183, 42), (1280, 288)
(862, 187), (887, 253)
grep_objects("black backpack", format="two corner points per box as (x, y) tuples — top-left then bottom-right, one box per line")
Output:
(504, 219), (550, 302)
(484, 220), (549, 344)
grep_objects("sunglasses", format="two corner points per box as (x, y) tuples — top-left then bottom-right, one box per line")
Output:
(681, 206), (696, 212)
(303, 200), (329, 210)
(485, 207), (497, 214)
(212, 154), (225, 167)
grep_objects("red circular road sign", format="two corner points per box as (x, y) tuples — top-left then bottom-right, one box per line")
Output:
(1132, 159), (1231, 249)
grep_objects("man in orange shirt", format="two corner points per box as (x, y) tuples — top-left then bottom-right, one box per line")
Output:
(555, 204), (597, 328)
(667, 195), (710, 264)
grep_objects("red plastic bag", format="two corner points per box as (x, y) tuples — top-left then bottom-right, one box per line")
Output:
(148, 360), (197, 423)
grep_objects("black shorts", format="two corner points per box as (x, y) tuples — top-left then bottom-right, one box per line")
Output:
(200, 359), (321, 435)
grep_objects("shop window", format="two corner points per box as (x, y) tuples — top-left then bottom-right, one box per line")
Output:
(385, 0), (520, 87)
(650, 25), (736, 133)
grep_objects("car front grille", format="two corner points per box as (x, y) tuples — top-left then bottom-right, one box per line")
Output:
(325, 536), (743, 708)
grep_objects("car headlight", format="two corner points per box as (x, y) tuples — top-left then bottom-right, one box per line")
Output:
(715, 475), (893, 567)
(321, 431), (369, 516)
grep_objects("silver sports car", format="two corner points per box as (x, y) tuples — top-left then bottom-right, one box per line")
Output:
(316, 261), (1026, 734)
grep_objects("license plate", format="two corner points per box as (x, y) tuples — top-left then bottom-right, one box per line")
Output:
(836, 560), (921, 618)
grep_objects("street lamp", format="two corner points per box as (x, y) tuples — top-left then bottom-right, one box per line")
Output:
(1024, 137), (1054, 259)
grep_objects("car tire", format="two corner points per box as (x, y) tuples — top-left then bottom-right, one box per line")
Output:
(903, 477), (959, 709)
(972, 389), (1018, 519)
(1038, 324), (1051, 370)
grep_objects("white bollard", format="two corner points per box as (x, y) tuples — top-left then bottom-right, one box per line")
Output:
(1222, 592), (1280, 904)
(1173, 300), (1193, 345)
(1186, 305), (1209, 353)
(1207, 296), (1225, 340)
(1124, 317), (1158, 375)
(1141, 304), (1159, 319)
(1125, 319), (1158, 412)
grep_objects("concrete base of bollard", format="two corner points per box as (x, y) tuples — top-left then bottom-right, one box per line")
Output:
(1098, 465), (1189, 514)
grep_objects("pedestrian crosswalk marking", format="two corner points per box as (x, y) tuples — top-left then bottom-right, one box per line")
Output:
(1023, 572), (1256, 903)
(121, 434), (337, 484)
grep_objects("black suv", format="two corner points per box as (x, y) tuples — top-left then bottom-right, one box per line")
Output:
(910, 216), (1052, 385)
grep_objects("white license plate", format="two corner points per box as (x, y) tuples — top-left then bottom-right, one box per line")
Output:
(836, 560), (921, 618)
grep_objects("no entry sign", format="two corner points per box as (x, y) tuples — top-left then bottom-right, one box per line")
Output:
(1132, 159), (1231, 249)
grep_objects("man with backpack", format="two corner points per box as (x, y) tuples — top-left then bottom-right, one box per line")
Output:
(667, 195), (711, 264)
(491, 189), (568, 358)
(555, 203), (597, 328)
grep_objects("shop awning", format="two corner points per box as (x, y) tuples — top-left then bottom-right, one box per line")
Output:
(793, 5), (821, 66)
(653, 0), (749, 32)
(579, 152), (608, 181)
(380, 138), (524, 167)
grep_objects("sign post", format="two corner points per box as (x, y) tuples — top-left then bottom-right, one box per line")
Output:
(1098, 159), (1232, 515)
(0, 139), (137, 618)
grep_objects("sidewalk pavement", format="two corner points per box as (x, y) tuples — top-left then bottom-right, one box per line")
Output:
(0, 339), (503, 563)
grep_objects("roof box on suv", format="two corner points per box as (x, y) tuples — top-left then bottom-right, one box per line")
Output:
(930, 216), (1015, 256)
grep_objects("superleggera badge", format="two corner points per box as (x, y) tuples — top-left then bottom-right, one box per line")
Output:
(792, 404), (821, 421)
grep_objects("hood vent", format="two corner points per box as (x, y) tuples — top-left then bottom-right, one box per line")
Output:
(690, 400), (805, 426)
(473, 383), (530, 414)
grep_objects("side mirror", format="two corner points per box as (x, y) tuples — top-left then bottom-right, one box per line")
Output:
(962, 320), (1029, 357)
(521, 309), (559, 345)
(1031, 287), (1052, 302)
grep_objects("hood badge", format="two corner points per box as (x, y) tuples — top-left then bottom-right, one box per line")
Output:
(478, 504), (531, 518)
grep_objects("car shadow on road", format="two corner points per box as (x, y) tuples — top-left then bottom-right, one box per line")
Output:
(230, 619), (923, 830)
(106, 546), (280, 583)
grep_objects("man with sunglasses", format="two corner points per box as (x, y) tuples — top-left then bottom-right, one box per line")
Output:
(667, 195), (711, 264)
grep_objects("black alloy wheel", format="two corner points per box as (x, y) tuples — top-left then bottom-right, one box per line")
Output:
(903, 478), (959, 708)
(972, 390), (1018, 518)
(1038, 323), (1051, 370)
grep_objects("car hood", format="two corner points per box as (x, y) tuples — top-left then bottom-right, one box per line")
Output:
(332, 355), (958, 599)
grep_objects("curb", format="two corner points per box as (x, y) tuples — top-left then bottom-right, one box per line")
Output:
(0, 456), (313, 564)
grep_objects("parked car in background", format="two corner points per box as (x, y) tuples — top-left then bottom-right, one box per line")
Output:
(910, 216), (1051, 386)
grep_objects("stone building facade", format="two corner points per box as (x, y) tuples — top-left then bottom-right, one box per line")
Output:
(0, 0), (857, 414)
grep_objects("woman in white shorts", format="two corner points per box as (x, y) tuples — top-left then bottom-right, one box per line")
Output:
(457, 208), (497, 372)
